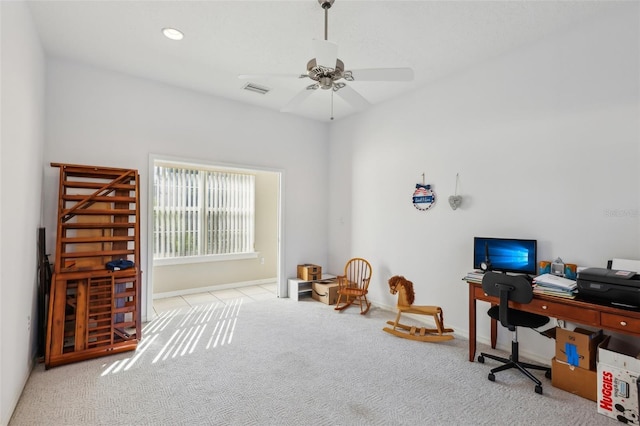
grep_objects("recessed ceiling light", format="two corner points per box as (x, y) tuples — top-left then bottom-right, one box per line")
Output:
(162, 27), (184, 41)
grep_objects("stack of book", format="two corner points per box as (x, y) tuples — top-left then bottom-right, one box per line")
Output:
(464, 270), (484, 284)
(532, 273), (578, 299)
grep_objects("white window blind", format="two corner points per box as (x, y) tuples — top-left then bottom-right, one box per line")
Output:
(153, 164), (255, 259)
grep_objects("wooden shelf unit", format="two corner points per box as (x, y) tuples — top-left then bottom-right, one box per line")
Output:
(45, 163), (141, 368)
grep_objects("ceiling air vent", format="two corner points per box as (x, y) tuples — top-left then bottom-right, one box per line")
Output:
(243, 82), (271, 95)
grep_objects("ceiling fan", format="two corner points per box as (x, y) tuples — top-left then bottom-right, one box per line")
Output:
(239, 0), (414, 120)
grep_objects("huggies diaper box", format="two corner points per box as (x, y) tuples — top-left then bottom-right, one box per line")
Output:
(597, 336), (640, 423)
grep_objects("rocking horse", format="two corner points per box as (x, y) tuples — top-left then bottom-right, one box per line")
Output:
(383, 275), (454, 342)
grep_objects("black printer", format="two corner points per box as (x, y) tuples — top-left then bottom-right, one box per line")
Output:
(577, 267), (640, 308)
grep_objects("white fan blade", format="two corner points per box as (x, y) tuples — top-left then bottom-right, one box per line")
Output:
(348, 68), (414, 81)
(334, 85), (370, 110)
(239, 73), (306, 80)
(281, 86), (317, 112)
(312, 39), (338, 68)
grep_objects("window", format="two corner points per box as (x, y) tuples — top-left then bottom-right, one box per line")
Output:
(153, 162), (255, 260)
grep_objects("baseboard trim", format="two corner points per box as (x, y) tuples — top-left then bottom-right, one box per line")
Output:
(153, 278), (277, 300)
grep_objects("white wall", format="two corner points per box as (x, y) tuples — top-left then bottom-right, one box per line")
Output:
(328, 5), (639, 363)
(3, 3), (637, 422)
(0, 2), (45, 425)
(43, 59), (330, 320)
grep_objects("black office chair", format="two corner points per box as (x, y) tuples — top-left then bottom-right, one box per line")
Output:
(477, 272), (552, 394)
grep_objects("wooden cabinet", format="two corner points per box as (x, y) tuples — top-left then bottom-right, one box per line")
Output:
(45, 163), (141, 368)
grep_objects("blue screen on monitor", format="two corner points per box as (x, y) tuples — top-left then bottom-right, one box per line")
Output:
(473, 237), (537, 275)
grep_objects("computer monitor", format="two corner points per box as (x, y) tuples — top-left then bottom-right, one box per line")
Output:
(473, 237), (538, 275)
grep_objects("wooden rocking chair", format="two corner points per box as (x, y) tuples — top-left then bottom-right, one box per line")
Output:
(335, 258), (372, 315)
(383, 275), (454, 342)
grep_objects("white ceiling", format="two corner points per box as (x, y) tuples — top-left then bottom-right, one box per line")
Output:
(26, 0), (624, 122)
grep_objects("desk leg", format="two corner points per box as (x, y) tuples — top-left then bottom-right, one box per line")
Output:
(468, 284), (476, 362)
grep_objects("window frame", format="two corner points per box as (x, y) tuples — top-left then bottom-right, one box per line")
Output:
(152, 159), (257, 265)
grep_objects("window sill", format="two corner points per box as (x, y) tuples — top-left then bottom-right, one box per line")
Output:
(154, 252), (259, 267)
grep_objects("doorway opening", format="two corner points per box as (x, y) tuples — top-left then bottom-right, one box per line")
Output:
(145, 154), (283, 320)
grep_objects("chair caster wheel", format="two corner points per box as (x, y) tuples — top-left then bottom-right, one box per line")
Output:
(488, 373), (495, 382)
(477, 355), (484, 363)
(545, 370), (551, 379)
(535, 385), (543, 394)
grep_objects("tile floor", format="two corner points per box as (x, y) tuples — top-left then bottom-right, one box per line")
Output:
(152, 283), (278, 317)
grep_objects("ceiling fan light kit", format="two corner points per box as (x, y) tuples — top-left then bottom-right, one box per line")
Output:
(239, 0), (414, 120)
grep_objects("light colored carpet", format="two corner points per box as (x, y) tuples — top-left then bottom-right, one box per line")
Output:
(10, 297), (613, 425)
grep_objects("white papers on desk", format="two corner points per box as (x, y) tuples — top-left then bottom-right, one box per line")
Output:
(463, 270), (484, 284)
(533, 273), (577, 299)
(533, 273), (577, 290)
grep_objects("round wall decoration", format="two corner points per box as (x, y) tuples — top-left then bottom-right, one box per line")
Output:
(412, 183), (436, 211)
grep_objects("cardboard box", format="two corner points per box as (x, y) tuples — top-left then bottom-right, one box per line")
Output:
(311, 279), (339, 305)
(552, 357), (597, 401)
(297, 264), (322, 281)
(597, 336), (640, 423)
(555, 327), (604, 370)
